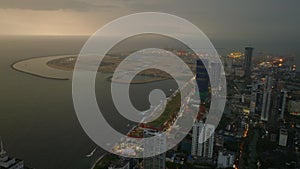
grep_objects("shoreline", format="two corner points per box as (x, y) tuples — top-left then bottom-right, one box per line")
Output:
(12, 55), (171, 84)
(11, 63), (69, 80)
(11, 55), (74, 80)
(106, 75), (170, 84)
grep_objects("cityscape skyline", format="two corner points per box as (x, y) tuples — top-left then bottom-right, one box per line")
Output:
(1, 1), (300, 169)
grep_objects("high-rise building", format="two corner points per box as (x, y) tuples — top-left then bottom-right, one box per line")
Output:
(196, 59), (209, 101)
(244, 47), (254, 78)
(278, 128), (288, 147)
(143, 130), (166, 169)
(250, 80), (264, 116)
(0, 137), (25, 169)
(261, 75), (273, 121)
(210, 61), (221, 89)
(220, 55), (234, 75)
(278, 90), (287, 119)
(192, 121), (204, 156)
(191, 121), (214, 159)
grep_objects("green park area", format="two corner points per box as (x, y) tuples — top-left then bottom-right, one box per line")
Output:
(146, 92), (181, 129)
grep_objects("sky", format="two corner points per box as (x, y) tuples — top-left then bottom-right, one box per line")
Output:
(1, 0), (300, 62)
(0, 0), (299, 40)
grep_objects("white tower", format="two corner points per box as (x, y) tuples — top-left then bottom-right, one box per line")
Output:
(191, 121), (215, 158)
(143, 130), (166, 169)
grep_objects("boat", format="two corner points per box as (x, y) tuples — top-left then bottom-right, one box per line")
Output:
(86, 147), (97, 158)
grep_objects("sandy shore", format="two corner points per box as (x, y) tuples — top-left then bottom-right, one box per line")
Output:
(12, 55), (171, 83)
(12, 55), (74, 80)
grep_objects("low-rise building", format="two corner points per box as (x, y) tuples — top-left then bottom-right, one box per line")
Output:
(217, 150), (235, 168)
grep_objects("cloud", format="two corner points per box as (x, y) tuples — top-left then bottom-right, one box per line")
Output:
(0, 0), (299, 43)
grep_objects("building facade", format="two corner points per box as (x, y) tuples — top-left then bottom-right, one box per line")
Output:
(278, 90), (287, 119)
(191, 121), (215, 159)
(261, 75), (273, 121)
(217, 151), (235, 168)
(196, 59), (209, 102)
(244, 47), (254, 78)
(143, 130), (166, 169)
(279, 128), (288, 147)
(210, 61), (221, 89)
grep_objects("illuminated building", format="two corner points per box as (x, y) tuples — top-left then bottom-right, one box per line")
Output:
(228, 52), (243, 59)
(244, 47), (254, 78)
(291, 65), (297, 78)
(292, 64), (296, 72)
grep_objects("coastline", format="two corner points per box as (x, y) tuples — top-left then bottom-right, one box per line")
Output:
(12, 55), (74, 80)
(106, 75), (170, 84)
(12, 55), (170, 84)
(11, 63), (69, 80)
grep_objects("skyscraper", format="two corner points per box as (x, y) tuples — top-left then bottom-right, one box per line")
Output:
(210, 61), (221, 89)
(244, 47), (254, 78)
(196, 59), (209, 102)
(279, 90), (287, 119)
(143, 130), (166, 169)
(250, 80), (264, 116)
(192, 121), (204, 156)
(191, 121), (214, 159)
(261, 75), (273, 121)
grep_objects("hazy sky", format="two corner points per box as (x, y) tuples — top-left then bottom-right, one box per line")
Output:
(0, 0), (299, 40)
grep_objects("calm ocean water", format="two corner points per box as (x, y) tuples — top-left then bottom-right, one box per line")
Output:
(0, 35), (98, 169)
(0, 36), (179, 169)
(0, 35), (298, 169)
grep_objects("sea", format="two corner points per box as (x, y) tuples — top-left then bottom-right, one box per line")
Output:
(0, 35), (299, 169)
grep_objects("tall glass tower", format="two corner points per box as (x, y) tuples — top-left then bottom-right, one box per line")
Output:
(196, 59), (209, 102)
(244, 47), (254, 78)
